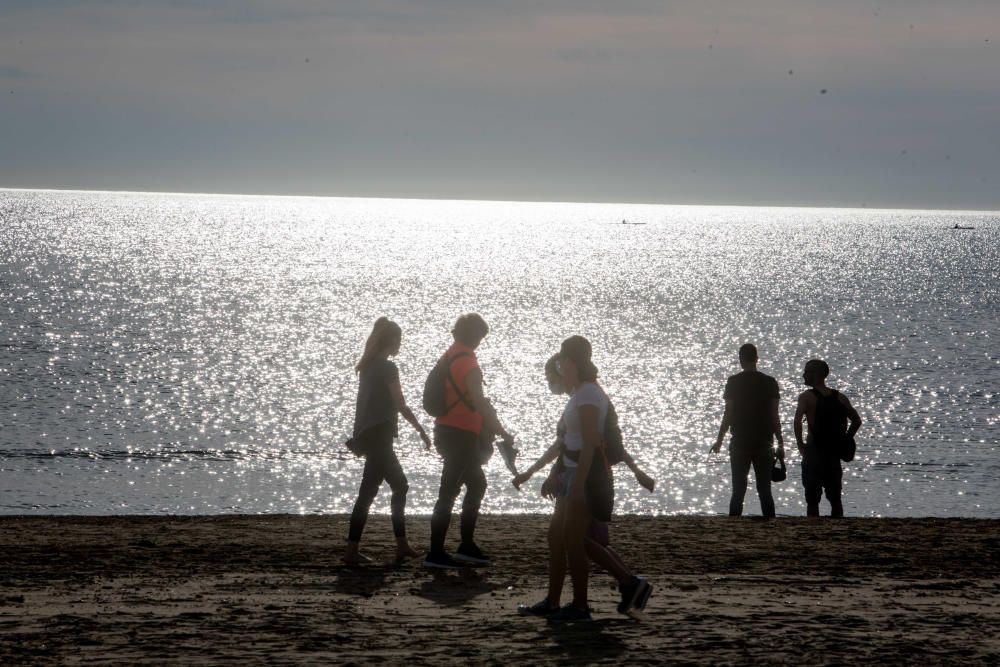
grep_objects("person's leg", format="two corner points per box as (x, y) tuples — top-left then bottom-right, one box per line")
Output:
(519, 491), (567, 616)
(751, 445), (776, 518)
(345, 436), (387, 562)
(459, 458), (487, 547)
(590, 537), (653, 615)
(429, 428), (466, 555)
(801, 455), (822, 517)
(824, 459), (844, 518)
(563, 493), (592, 609)
(546, 497), (569, 607)
(585, 539), (631, 584)
(728, 445), (753, 517)
(381, 445), (418, 560)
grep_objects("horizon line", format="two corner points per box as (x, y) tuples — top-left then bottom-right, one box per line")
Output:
(1, 185), (997, 215)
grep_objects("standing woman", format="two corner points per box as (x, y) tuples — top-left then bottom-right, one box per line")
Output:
(345, 317), (432, 565)
(550, 335), (608, 622)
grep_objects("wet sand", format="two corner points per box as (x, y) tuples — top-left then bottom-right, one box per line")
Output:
(2, 515), (999, 665)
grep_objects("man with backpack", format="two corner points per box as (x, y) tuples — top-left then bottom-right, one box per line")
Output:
(793, 359), (863, 517)
(423, 313), (515, 569)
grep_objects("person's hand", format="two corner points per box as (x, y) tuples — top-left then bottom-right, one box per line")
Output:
(540, 472), (559, 500)
(419, 431), (432, 450)
(512, 471), (531, 490)
(635, 469), (655, 492)
(775, 443), (786, 459)
(710, 437), (723, 454)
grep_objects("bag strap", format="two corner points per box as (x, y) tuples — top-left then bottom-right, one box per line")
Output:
(443, 351), (475, 415)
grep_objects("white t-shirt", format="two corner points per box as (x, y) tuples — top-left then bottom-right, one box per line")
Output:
(561, 382), (609, 468)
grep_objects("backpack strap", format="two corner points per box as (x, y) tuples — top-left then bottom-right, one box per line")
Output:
(443, 351), (476, 415)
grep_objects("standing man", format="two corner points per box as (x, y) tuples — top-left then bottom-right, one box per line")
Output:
(424, 313), (515, 569)
(793, 359), (862, 517)
(711, 343), (784, 518)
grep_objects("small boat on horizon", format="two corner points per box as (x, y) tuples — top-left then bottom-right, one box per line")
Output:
(952, 224), (975, 230)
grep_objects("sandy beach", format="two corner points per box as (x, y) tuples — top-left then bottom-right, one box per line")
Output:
(2, 515), (999, 665)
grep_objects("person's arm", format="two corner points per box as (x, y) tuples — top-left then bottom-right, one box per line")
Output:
(512, 439), (561, 489)
(568, 404), (599, 504)
(621, 449), (655, 492)
(465, 367), (513, 443)
(540, 459), (563, 500)
(793, 393), (808, 455)
(771, 396), (785, 457)
(711, 399), (733, 453)
(389, 380), (431, 449)
(841, 394), (862, 438)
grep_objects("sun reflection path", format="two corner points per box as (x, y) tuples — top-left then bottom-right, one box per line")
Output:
(0, 191), (997, 516)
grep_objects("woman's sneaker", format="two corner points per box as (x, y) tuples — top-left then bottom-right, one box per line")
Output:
(423, 551), (464, 569)
(517, 598), (559, 617)
(617, 576), (653, 615)
(547, 603), (592, 623)
(454, 542), (490, 565)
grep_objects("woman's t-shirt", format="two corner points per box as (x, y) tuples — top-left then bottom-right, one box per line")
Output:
(561, 382), (609, 468)
(353, 359), (399, 438)
(434, 342), (483, 435)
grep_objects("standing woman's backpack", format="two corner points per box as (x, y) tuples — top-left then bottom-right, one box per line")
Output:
(587, 389), (623, 522)
(422, 352), (473, 417)
(603, 402), (626, 466)
(813, 388), (855, 461)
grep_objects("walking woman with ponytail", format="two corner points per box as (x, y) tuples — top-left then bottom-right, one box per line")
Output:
(344, 317), (432, 565)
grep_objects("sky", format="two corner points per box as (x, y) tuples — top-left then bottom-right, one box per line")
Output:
(2, 1), (999, 209)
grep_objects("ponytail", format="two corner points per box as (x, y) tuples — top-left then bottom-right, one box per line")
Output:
(356, 317), (402, 374)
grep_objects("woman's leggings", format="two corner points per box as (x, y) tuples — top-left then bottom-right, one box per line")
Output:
(348, 423), (409, 542)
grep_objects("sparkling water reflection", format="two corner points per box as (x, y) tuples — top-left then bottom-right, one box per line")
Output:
(1, 190), (998, 516)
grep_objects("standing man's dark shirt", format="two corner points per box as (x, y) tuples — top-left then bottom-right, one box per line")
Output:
(723, 370), (780, 445)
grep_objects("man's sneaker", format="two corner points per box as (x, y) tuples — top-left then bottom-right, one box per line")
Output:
(617, 576), (653, 615)
(454, 542), (490, 565)
(547, 603), (593, 623)
(423, 551), (464, 569)
(517, 598), (559, 617)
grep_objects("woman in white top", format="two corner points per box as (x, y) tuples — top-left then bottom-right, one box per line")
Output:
(549, 335), (608, 622)
(516, 352), (654, 620)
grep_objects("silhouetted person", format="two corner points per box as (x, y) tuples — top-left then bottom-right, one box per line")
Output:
(794, 359), (862, 517)
(345, 317), (431, 565)
(515, 353), (654, 619)
(424, 313), (514, 569)
(711, 343), (784, 518)
(542, 335), (608, 622)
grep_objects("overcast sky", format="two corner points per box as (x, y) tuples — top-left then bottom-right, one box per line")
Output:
(2, 1), (999, 209)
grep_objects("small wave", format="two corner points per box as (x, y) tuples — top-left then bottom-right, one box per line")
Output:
(0, 447), (348, 463)
(868, 460), (975, 468)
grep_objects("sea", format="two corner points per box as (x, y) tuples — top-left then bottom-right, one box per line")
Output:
(1, 188), (998, 517)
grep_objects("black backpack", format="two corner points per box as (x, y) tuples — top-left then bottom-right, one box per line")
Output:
(813, 388), (851, 459)
(422, 352), (474, 417)
(603, 401), (626, 466)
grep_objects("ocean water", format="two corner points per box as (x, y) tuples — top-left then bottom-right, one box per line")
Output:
(1, 189), (998, 517)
